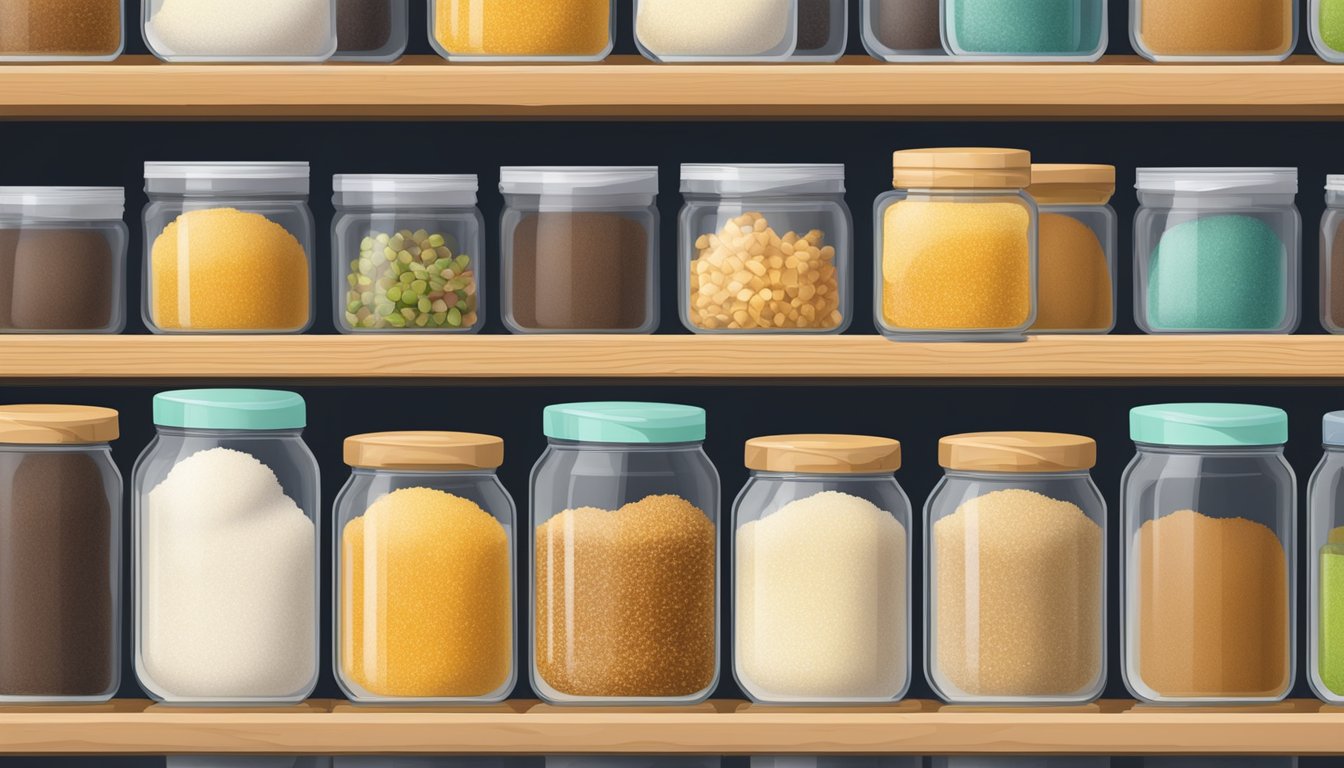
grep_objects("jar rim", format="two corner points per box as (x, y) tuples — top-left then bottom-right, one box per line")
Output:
(1135, 167), (1297, 196)
(499, 166), (658, 197)
(0, 186), (125, 221)
(680, 164), (845, 195)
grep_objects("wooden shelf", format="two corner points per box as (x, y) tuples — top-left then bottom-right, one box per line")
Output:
(3, 55), (1344, 119)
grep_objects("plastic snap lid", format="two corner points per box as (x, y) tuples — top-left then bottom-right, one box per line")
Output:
(1327, 175), (1344, 193)
(892, 148), (1032, 190)
(543, 401), (706, 444)
(680, 164), (845, 195)
(145, 162), (310, 195)
(939, 432), (1097, 473)
(153, 389), (306, 431)
(1135, 168), (1298, 195)
(344, 431), (503, 471)
(0, 405), (119, 445)
(499, 166), (658, 197)
(333, 174), (478, 206)
(1325, 412), (1344, 447)
(1028, 164), (1116, 205)
(745, 434), (901, 474)
(1130, 403), (1288, 447)
(0, 187), (125, 220)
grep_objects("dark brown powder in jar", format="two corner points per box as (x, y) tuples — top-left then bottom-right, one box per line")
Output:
(797, 0), (833, 53)
(337, 0), (394, 55)
(1332, 221), (1344, 330)
(875, 0), (943, 53)
(3, 229), (114, 331)
(0, 0), (122, 57)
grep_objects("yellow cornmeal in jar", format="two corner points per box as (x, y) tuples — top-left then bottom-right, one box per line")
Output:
(341, 487), (511, 699)
(1032, 212), (1112, 331)
(150, 208), (309, 331)
(435, 0), (611, 56)
(882, 200), (1031, 330)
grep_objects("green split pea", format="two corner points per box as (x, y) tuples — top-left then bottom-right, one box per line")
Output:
(344, 229), (478, 331)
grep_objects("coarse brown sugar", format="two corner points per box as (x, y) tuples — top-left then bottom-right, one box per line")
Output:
(1137, 0), (1294, 57)
(0, 0), (122, 57)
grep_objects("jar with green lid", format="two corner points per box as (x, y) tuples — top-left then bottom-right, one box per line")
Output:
(943, 0), (1108, 61)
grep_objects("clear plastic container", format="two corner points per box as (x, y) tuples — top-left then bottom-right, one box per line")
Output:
(875, 147), (1037, 341)
(1131, 0), (1297, 62)
(794, 0), (848, 61)
(144, 0), (337, 62)
(1320, 176), (1344, 333)
(501, 167), (659, 334)
(335, 0), (408, 61)
(1134, 168), (1300, 335)
(1121, 403), (1295, 704)
(333, 175), (482, 334)
(1027, 164), (1117, 334)
(635, 0), (798, 62)
(0, 187), (127, 334)
(942, 0), (1108, 61)
(734, 435), (910, 704)
(1313, 0), (1344, 62)
(143, 162), (315, 334)
(530, 402), (719, 705)
(0, 405), (120, 703)
(1309, 412), (1344, 704)
(680, 165), (851, 334)
(334, 431), (515, 704)
(133, 389), (320, 705)
(862, 0), (948, 61)
(0, 0), (124, 61)
(925, 432), (1106, 705)
(430, 0), (614, 62)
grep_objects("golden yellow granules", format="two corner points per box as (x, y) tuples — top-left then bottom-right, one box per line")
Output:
(434, 0), (611, 57)
(535, 494), (716, 698)
(341, 487), (511, 699)
(1032, 212), (1112, 331)
(1138, 0), (1294, 57)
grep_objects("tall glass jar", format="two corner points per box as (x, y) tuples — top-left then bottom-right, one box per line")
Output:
(144, 0), (337, 62)
(0, 0), (124, 61)
(430, 0), (614, 62)
(334, 0), (408, 61)
(635, 0), (798, 62)
(133, 389), (320, 705)
(734, 435), (910, 704)
(335, 431), (515, 704)
(143, 162), (315, 334)
(1026, 165), (1117, 334)
(1309, 412), (1344, 704)
(862, 0), (947, 61)
(942, 0), (1108, 61)
(1121, 403), (1295, 704)
(0, 405), (120, 703)
(530, 402), (719, 705)
(1132, 0), (1297, 62)
(1321, 177), (1344, 333)
(925, 432), (1106, 705)
(680, 164), (851, 334)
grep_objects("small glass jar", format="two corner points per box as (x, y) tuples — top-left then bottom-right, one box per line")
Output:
(862, 0), (947, 61)
(1310, 412), (1344, 704)
(794, 0), (847, 61)
(1121, 403), (1295, 704)
(333, 175), (482, 334)
(1134, 168), (1300, 335)
(680, 165), (851, 334)
(530, 402), (719, 705)
(501, 167), (659, 334)
(1321, 176), (1344, 333)
(1131, 0), (1297, 62)
(133, 389), (320, 705)
(926, 432), (1106, 705)
(0, 187), (127, 334)
(734, 435), (910, 704)
(334, 0), (407, 61)
(144, 0), (337, 62)
(875, 147), (1037, 341)
(143, 162), (315, 334)
(430, 0), (614, 62)
(1027, 165), (1117, 334)
(0, 405), (120, 703)
(636, 0), (798, 62)
(942, 0), (1107, 61)
(0, 0), (123, 61)
(335, 432), (515, 704)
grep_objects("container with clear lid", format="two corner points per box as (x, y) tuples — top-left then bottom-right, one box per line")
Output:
(925, 432), (1106, 705)
(1134, 168), (1300, 335)
(335, 0), (407, 61)
(734, 435), (910, 704)
(531, 402), (719, 705)
(430, 0), (614, 62)
(876, 148), (1037, 341)
(133, 389), (320, 705)
(144, 0), (337, 62)
(0, 0), (124, 61)
(862, 0), (947, 61)
(1310, 411), (1344, 703)
(143, 162), (314, 334)
(0, 405), (120, 703)
(943, 0), (1108, 61)
(680, 165), (851, 334)
(0, 187), (127, 334)
(333, 175), (482, 334)
(793, 0), (847, 61)
(1027, 164), (1116, 334)
(1132, 0), (1297, 62)
(335, 432), (514, 704)
(1121, 403), (1295, 704)
(1320, 176), (1344, 332)
(501, 167), (659, 334)
(636, 0), (798, 62)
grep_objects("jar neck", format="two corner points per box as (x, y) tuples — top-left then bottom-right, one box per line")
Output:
(351, 467), (496, 478)
(750, 469), (894, 481)
(943, 468), (1092, 481)
(546, 438), (703, 452)
(0, 442), (110, 452)
(1134, 441), (1284, 456)
(155, 425), (305, 439)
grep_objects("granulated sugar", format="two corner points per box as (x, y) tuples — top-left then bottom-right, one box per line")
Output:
(637, 0), (794, 58)
(148, 0), (334, 58)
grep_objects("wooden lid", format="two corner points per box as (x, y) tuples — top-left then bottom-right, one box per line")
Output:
(0, 405), (119, 445)
(344, 431), (504, 471)
(746, 434), (901, 474)
(939, 431), (1096, 473)
(1029, 164), (1116, 205)
(892, 147), (1032, 189)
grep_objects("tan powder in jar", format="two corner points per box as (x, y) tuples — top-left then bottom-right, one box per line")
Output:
(0, 0), (122, 57)
(1137, 0), (1294, 57)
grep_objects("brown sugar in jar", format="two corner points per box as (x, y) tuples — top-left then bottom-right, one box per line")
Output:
(1135, 0), (1295, 60)
(0, 0), (123, 59)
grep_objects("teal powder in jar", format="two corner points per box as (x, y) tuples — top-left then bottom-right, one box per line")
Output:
(948, 0), (1104, 55)
(1146, 214), (1286, 331)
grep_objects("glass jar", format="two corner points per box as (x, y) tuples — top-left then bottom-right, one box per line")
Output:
(1026, 164), (1117, 334)
(1134, 168), (1300, 335)
(430, 0), (614, 62)
(925, 432), (1106, 705)
(144, 0), (337, 62)
(734, 435), (910, 704)
(862, 0), (947, 61)
(0, 0), (123, 61)
(875, 147), (1037, 341)
(1131, 0), (1297, 62)
(530, 402), (719, 705)
(333, 175), (482, 334)
(0, 405), (120, 703)
(680, 165), (851, 334)
(501, 167), (659, 334)
(334, 0), (407, 61)
(0, 187), (127, 334)
(1310, 412), (1344, 704)
(794, 0), (847, 61)
(943, 0), (1107, 61)
(1121, 403), (1295, 704)
(635, 0), (798, 62)
(133, 389), (320, 705)
(143, 162), (315, 335)
(1321, 177), (1344, 333)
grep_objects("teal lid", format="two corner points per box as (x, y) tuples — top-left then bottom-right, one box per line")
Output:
(153, 389), (306, 431)
(1130, 403), (1287, 447)
(543, 402), (706, 444)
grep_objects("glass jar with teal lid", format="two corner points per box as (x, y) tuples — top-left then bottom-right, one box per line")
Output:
(941, 0), (1108, 61)
(132, 389), (320, 705)
(1121, 403), (1295, 705)
(530, 401), (719, 705)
